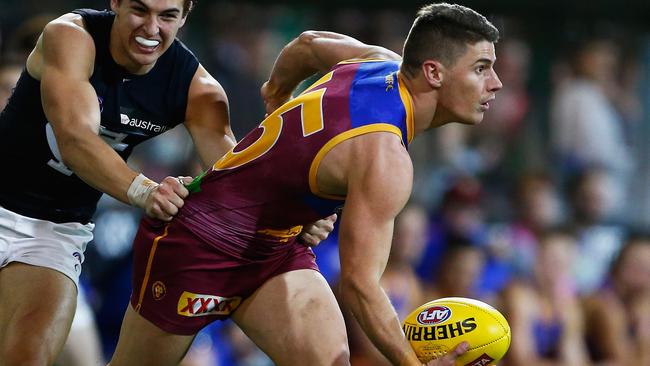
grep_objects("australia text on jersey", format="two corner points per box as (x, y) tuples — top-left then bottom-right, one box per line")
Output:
(120, 113), (167, 133)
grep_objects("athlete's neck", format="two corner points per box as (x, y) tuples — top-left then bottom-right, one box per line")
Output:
(397, 71), (441, 135)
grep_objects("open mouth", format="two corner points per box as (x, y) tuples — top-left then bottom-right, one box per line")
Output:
(480, 97), (494, 111)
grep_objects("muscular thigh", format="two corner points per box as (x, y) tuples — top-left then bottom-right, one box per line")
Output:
(0, 263), (77, 360)
(232, 269), (350, 366)
(131, 220), (323, 336)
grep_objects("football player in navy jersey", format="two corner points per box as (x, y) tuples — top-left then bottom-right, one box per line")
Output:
(0, 1), (334, 365)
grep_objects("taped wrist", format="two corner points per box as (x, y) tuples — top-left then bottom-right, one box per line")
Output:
(127, 174), (158, 208)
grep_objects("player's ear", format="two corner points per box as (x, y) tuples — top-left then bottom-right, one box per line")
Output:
(179, 16), (187, 28)
(421, 60), (444, 88)
(110, 0), (119, 12)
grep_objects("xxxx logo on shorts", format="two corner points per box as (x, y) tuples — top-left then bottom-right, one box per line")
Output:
(177, 291), (242, 317)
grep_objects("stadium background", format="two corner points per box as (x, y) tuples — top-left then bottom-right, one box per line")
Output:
(1, 0), (650, 365)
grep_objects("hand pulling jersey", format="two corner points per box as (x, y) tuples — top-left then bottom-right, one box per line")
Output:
(0, 9), (199, 224)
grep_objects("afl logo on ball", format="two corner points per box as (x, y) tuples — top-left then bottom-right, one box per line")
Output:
(417, 306), (452, 325)
(152, 281), (166, 300)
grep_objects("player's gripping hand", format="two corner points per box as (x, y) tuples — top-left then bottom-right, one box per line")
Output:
(298, 213), (337, 247)
(260, 81), (292, 116)
(127, 174), (192, 221)
(424, 342), (469, 366)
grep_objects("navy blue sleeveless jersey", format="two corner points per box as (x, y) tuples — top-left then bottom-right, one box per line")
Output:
(0, 9), (199, 224)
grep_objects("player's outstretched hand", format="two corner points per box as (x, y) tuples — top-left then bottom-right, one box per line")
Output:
(298, 213), (337, 247)
(424, 342), (469, 366)
(143, 176), (192, 221)
(260, 81), (292, 116)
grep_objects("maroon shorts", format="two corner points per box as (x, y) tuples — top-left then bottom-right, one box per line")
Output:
(130, 218), (319, 335)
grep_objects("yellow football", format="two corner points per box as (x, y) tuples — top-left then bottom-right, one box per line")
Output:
(403, 297), (510, 366)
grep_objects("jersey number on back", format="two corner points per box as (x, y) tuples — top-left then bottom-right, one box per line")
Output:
(46, 123), (129, 176)
(213, 72), (333, 170)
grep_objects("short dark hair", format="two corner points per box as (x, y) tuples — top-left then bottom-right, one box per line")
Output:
(117, 0), (196, 16)
(401, 3), (499, 77)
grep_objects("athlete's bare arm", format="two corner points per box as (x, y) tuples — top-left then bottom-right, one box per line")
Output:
(336, 132), (417, 365)
(184, 64), (236, 168)
(332, 132), (467, 366)
(33, 14), (187, 221)
(262, 31), (401, 113)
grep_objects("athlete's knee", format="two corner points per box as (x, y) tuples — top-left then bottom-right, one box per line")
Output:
(285, 339), (349, 366)
(322, 341), (350, 366)
(319, 319), (350, 365)
(332, 343), (351, 366)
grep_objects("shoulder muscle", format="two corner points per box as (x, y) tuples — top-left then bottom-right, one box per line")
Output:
(38, 14), (95, 80)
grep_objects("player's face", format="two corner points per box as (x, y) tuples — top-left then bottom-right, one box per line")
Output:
(110, 0), (186, 74)
(438, 41), (502, 125)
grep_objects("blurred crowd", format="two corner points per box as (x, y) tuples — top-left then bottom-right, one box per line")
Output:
(1, 1), (650, 365)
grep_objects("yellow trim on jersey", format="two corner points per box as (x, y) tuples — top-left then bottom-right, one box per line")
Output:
(256, 225), (304, 243)
(336, 58), (388, 65)
(308, 123), (404, 200)
(135, 224), (170, 312)
(397, 73), (415, 144)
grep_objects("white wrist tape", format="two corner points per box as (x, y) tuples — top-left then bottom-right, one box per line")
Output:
(127, 174), (158, 208)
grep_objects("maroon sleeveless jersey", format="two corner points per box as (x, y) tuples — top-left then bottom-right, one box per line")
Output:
(130, 60), (414, 335)
(176, 59), (414, 258)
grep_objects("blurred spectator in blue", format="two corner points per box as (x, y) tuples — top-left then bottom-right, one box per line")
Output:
(583, 233), (650, 365)
(416, 175), (512, 295)
(567, 167), (626, 295)
(422, 238), (487, 302)
(550, 37), (634, 219)
(415, 175), (488, 282)
(501, 229), (590, 366)
(487, 172), (563, 281)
